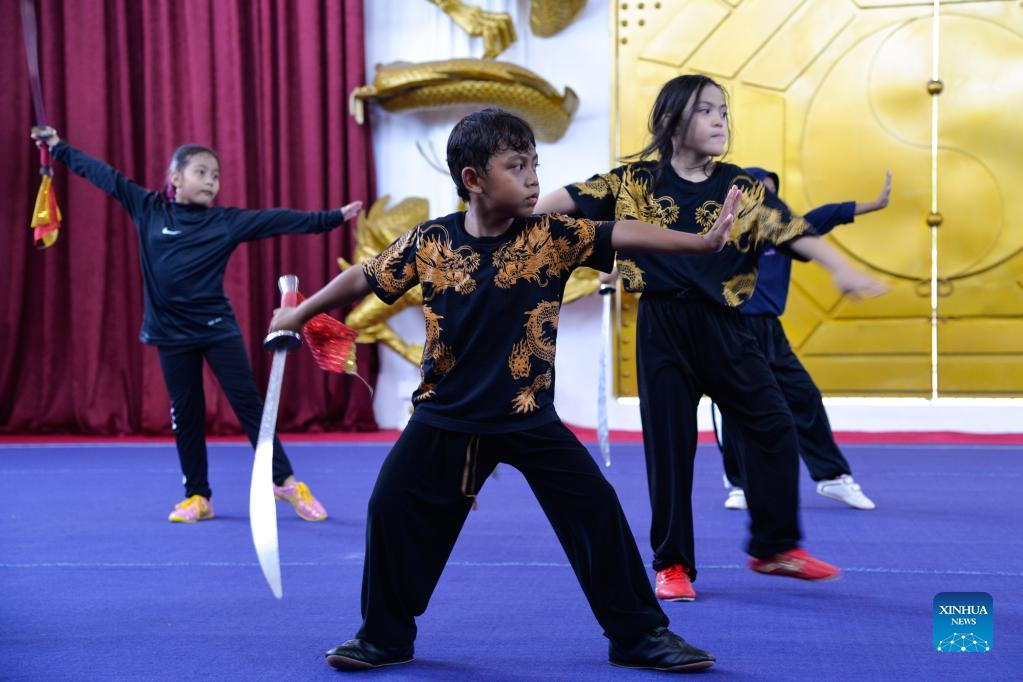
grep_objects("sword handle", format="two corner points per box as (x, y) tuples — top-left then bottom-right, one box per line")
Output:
(278, 274), (299, 308)
(31, 126), (53, 173)
(264, 274), (302, 352)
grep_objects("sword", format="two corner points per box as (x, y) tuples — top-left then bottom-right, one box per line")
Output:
(250, 274), (302, 599)
(596, 283), (614, 467)
(20, 0), (49, 129)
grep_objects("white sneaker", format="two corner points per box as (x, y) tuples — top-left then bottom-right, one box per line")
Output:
(816, 475), (876, 510)
(724, 486), (747, 510)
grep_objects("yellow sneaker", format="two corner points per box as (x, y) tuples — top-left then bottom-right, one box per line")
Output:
(273, 481), (327, 521)
(168, 495), (215, 523)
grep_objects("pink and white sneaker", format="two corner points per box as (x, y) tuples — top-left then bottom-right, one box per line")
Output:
(273, 481), (328, 521)
(168, 495), (214, 523)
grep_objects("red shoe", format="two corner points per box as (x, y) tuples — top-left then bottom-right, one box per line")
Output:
(654, 565), (696, 601)
(749, 548), (841, 581)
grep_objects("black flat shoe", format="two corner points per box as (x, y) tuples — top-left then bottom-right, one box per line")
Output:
(609, 627), (715, 673)
(325, 638), (414, 671)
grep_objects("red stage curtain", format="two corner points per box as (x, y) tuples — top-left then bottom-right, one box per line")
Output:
(0, 0), (378, 435)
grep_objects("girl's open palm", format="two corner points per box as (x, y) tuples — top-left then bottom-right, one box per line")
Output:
(341, 201), (363, 222)
(705, 186), (741, 252)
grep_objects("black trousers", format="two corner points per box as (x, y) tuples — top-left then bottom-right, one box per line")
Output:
(719, 315), (852, 487)
(356, 419), (668, 649)
(636, 297), (801, 579)
(156, 334), (293, 499)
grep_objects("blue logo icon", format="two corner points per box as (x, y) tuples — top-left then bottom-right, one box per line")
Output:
(933, 592), (992, 653)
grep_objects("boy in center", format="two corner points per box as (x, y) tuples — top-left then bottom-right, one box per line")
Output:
(270, 109), (740, 673)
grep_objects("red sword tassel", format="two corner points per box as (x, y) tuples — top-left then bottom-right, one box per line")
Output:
(296, 292), (365, 382)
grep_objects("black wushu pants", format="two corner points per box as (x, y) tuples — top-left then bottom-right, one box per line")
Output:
(355, 419), (668, 649)
(719, 314), (854, 487)
(157, 334), (294, 499)
(635, 296), (802, 581)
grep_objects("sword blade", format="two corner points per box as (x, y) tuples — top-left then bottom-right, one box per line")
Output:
(249, 348), (288, 599)
(20, 0), (48, 127)
(597, 290), (612, 467)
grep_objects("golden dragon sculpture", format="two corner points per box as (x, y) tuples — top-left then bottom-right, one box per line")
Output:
(428, 0), (587, 57)
(351, 59), (578, 143)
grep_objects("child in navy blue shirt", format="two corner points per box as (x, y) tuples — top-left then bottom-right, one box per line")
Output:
(271, 108), (739, 673)
(717, 167), (892, 512)
(32, 127), (361, 524)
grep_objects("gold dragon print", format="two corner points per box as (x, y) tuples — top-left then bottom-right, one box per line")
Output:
(572, 173), (615, 200)
(364, 228), (419, 298)
(726, 177), (811, 252)
(554, 215), (597, 266)
(617, 259), (646, 291)
(492, 216), (596, 288)
(415, 224), (481, 300)
(414, 305), (457, 403)
(723, 177), (764, 253)
(694, 200), (721, 233)
(492, 220), (556, 288)
(509, 300), (561, 414)
(614, 166), (679, 226)
(571, 167), (679, 227)
(756, 206), (812, 247)
(722, 268), (759, 307)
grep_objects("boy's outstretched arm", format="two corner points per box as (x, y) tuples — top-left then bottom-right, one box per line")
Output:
(534, 187), (579, 215)
(612, 186), (740, 255)
(788, 235), (889, 299)
(269, 266), (372, 333)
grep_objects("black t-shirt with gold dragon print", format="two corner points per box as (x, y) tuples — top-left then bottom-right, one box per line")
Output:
(565, 161), (815, 307)
(363, 211), (615, 433)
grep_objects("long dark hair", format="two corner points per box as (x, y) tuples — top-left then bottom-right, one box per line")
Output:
(625, 74), (730, 181)
(165, 144), (221, 201)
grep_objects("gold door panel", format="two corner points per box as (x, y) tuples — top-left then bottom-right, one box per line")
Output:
(611, 0), (1023, 398)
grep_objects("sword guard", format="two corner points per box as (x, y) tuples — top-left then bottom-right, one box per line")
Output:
(264, 329), (302, 352)
(31, 125), (55, 140)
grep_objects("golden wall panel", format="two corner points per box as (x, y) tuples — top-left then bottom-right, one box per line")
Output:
(612, 290), (640, 397)
(743, 0), (854, 92)
(610, 0), (1023, 397)
(636, 0), (728, 68)
(939, 320), (1023, 354)
(940, 357), (1023, 396)
(800, 358), (931, 395)
(799, 320), (930, 355)
(730, 88), (786, 173)
(686, 0), (803, 79)
(853, 0), (1004, 7)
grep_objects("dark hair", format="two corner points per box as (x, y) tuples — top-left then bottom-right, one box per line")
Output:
(446, 108), (536, 201)
(626, 74), (730, 181)
(165, 144), (221, 201)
